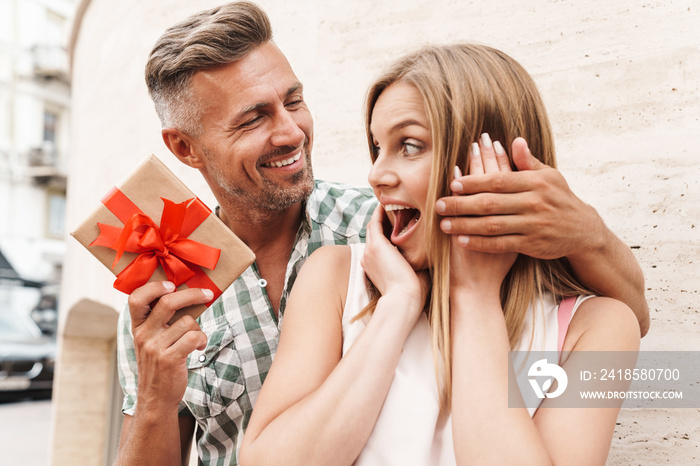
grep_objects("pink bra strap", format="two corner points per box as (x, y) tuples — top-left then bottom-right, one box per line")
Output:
(557, 296), (577, 353)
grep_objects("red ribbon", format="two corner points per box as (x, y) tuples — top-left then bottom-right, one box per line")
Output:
(90, 187), (222, 301)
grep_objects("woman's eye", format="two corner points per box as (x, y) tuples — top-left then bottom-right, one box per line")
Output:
(403, 141), (422, 156)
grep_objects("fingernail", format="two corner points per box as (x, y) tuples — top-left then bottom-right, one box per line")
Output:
(441, 219), (452, 231)
(493, 140), (505, 156)
(453, 165), (462, 180)
(450, 180), (463, 193)
(163, 281), (176, 292)
(481, 133), (492, 148)
(436, 200), (446, 213)
(471, 142), (481, 158)
(202, 289), (214, 300)
(458, 235), (470, 245)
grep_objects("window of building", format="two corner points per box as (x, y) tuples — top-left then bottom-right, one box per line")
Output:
(43, 109), (58, 145)
(46, 190), (65, 238)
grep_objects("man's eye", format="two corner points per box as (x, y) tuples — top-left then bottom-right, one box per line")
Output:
(241, 116), (262, 127)
(286, 99), (303, 109)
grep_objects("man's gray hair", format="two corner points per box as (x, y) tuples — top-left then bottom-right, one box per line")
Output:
(145, 2), (272, 136)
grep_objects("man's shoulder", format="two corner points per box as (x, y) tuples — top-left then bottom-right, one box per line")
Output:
(308, 180), (376, 213)
(306, 180), (377, 240)
(310, 179), (374, 201)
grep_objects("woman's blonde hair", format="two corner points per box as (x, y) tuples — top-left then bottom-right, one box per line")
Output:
(363, 43), (592, 409)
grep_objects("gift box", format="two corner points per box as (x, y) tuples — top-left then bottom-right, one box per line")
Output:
(71, 155), (255, 323)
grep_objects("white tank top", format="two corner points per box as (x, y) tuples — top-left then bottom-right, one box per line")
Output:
(341, 244), (593, 465)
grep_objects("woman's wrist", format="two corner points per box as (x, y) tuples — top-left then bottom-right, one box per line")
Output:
(377, 289), (424, 313)
(450, 288), (504, 325)
(374, 290), (424, 331)
(450, 282), (501, 303)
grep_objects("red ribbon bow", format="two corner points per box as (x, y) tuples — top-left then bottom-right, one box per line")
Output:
(90, 191), (221, 295)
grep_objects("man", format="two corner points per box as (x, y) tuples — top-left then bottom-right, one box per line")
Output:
(116, 2), (648, 465)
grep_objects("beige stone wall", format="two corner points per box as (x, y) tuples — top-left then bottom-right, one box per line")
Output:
(51, 298), (120, 465)
(56, 0), (699, 464)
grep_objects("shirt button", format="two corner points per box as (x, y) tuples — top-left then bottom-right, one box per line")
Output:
(259, 278), (268, 288)
(198, 355), (206, 363)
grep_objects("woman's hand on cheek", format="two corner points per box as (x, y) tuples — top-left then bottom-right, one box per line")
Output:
(449, 134), (517, 296)
(466, 133), (512, 176)
(362, 205), (428, 308)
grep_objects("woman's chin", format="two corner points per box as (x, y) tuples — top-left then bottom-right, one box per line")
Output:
(411, 263), (429, 273)
(400, 247), (428, 272)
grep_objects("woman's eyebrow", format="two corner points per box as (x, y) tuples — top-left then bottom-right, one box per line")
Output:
(389, 118), (428, 132)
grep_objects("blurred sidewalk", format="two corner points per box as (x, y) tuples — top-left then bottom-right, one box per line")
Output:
(0, 400), (51, 465)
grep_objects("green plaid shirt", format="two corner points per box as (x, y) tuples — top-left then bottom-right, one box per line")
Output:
(117, 180), (376, 465)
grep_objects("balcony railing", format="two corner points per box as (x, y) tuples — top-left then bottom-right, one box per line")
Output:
(32, 45), (70, 82)
(26, 145), (67, 188)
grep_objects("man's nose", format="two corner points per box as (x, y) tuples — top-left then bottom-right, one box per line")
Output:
(270, 110), (305, 147)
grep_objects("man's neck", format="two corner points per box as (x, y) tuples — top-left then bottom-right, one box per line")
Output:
(218, 201), (304, 256)
(218, 201), (304, 318)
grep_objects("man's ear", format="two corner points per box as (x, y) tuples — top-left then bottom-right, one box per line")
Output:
(162, 128), (206, 168)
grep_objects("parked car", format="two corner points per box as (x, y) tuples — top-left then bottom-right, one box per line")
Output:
(30, 284), (59, 336)
(0, 310), (56, 402)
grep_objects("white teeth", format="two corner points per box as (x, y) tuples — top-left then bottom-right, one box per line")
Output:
(263, 152), (301, 168)
(398, 216), (419, 236)
(384, 204), (413, 212)
(384, 204), (421, 237)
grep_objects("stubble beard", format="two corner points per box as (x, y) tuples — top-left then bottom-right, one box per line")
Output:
(205, 145), (314, 214)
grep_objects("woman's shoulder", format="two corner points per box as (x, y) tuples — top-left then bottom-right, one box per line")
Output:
(561, 296), (641, 353)
(295, 245), (355, 315)
(305, 244), (354, 269)
(305, 244), (367, 279)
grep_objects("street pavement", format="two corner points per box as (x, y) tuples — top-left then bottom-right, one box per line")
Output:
(0, 399), (51, 465)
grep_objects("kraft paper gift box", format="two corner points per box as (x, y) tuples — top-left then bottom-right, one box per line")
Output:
(71, 155), (255, 323)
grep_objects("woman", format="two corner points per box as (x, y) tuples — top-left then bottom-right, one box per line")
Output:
(240, 44), (639, 465)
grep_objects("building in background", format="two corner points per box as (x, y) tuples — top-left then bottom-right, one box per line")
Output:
(0, 0), (77, 334)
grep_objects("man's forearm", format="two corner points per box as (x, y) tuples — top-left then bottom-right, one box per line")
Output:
(115, 408), (188, 466)
(567, 213), (649, 336)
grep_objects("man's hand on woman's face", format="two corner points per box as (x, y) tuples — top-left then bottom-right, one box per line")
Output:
(436, 136), (601, 261)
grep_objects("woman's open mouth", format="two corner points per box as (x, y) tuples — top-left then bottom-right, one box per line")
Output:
(384, 203), (421, 245)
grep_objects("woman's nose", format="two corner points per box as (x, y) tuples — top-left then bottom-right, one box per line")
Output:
(368, 155), (399, 189)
